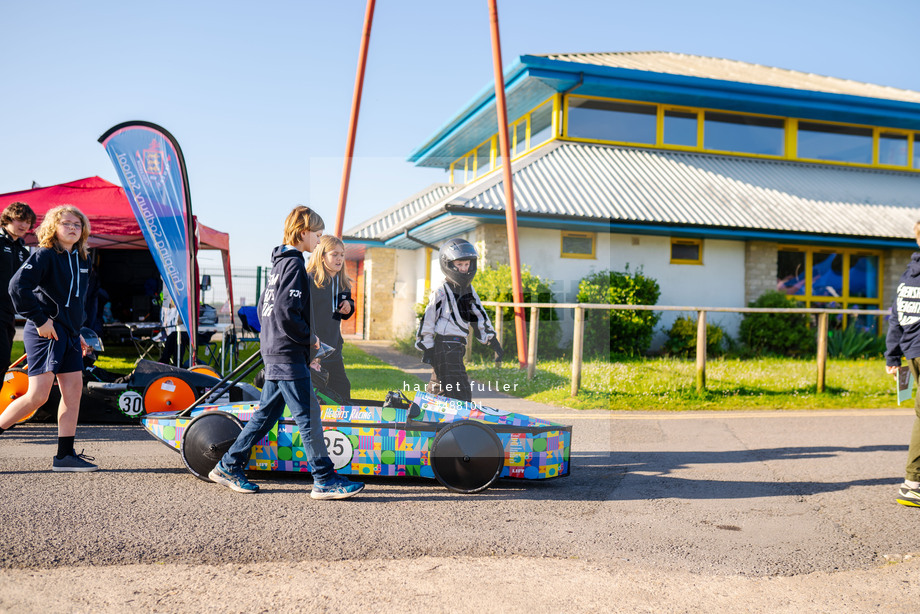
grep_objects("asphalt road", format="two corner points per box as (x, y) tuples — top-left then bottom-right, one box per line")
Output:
(1, 400), (919, 613)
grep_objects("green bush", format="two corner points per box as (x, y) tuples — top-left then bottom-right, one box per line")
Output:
(576, 266), (661, 358)
(664, 315), (726, 357)
(472, 264), (561, 359)
(739, 291), (815, 356)
(827, 323), (886, 359)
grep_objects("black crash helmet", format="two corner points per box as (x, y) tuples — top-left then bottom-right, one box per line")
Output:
(439, 238), (478, 290)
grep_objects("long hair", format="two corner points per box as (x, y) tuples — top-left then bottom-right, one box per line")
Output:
(36, 205), (91, 259)
(283, 205), (325, 246)
(306, 235), (352, 292)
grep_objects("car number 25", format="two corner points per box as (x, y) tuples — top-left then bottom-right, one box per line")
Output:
(323, 429), (354, 471)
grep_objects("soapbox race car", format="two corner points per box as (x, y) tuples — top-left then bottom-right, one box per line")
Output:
(141, 352), (572, 493)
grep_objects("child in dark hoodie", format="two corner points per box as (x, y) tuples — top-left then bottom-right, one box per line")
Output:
(885, 220), (920, 508)
(0, 205), (96, 472)
(208, 206), (364, 499)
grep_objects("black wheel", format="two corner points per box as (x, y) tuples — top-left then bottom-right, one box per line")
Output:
(180, 411), (243, 480)
(430, 420), (504, 493)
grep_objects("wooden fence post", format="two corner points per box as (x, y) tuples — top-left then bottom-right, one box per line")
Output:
(571, 306), (585, 396)
(465, 328), (473, 361)
(816, 312), (828, 393)
(527, 307), (539, 380)
(494, 306), (503, 348)
(696, 310), (707, 392)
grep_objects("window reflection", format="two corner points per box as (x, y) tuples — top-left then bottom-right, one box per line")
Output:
(704, 112), (784, 155)
(531, 103), (554, 147)
(811, 252), (843, 297)
(567, 98), (656, 143)
(879, 132), (908, 166)
(798, 122), (872, 163)
(777, 250), (806, 295)
(849, 255), (879, 298)
(664, 110), (697, 147)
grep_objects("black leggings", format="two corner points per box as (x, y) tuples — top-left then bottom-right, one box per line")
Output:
(426, 336), (471, 402)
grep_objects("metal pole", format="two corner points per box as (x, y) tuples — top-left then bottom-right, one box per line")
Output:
(487, 0), (528, 368)
(334, 0), (376, 238)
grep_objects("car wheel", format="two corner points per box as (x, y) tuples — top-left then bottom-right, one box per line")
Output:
(430, 420), (504, 494)
(181, 411), (243, 480)
(143, 375), (197, 413)
(0, 368), (35, 423)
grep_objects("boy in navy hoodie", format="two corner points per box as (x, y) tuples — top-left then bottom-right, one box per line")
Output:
(0, 205), (95, 472)
(886, 220), (920, 508)
(209, 206), (364, 499)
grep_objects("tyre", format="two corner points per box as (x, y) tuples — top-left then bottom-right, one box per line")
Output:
(180, 411), (243, 480)
(430, 420), (504, 493)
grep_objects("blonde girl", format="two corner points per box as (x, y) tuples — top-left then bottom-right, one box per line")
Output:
(0, 205), (97, 471)
(305, 235), (355, 403)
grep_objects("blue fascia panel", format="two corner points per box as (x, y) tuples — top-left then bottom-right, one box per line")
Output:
(411, 55), (920, 167)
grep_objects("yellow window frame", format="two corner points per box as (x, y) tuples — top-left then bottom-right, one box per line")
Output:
(561, 231), (596, 259)
(670, 238), (703, 265)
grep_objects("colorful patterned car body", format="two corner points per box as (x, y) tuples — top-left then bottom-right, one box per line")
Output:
(141, 391), (572, 492)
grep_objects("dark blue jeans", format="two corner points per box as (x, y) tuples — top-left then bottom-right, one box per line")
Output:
(220, 377), (335, 483)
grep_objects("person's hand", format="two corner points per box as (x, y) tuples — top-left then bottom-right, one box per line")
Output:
(886, 365), (901, 375)
(489, 338), (504, 363)
(337, 301), (352, 316)
(421, 347), (434, 365)
(80, 335), (91, 356)
(37, 319), (57, 341)
(314, 338), (320, 350)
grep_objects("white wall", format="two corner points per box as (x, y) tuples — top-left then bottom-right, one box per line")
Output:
(382, 226), (747, 349)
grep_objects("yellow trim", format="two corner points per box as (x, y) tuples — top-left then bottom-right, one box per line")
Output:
(424, 247), (433, 297)
(670, 238), (703, 265)
(551, 93), (920, 174)
(561, 231), (596, 259)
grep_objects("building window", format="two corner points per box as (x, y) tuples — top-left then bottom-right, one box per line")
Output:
(704, 112), (784, 156)
(670, 238), (702, 264)
(879, 132), (909, 167)
(776, 246), (882, 332)
(561, 231), (595, 259)
(567, 97), (656, 144)
(530, 101), (554, 148)
(797, 122), (873, 164)
(663, 109), (699, 147)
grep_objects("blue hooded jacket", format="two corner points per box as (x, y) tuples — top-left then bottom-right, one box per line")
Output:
(258, 245), (317, 373)
(10, 246), (90, 337)
(886, 252), (920, 367)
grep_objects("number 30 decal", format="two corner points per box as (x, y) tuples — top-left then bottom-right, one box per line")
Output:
(323, 429), (354, 470)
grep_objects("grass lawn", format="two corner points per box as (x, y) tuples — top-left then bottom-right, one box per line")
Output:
(468, 355), (899, 411)
(48, 339), (906, 412)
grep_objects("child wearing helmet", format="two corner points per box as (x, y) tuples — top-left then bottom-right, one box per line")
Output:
(416, 238), (503, 402)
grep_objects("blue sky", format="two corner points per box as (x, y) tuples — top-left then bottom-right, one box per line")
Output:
(2, 0), (918, 278)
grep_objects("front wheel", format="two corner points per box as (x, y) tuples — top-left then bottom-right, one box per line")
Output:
(430, 420), (504, 494)
(180, 411), (243, 480)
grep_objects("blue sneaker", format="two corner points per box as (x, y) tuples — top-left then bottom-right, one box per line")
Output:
(311, 474), (365, 500)
(208, 462), (259, 494)
(52, 450), (99, 473)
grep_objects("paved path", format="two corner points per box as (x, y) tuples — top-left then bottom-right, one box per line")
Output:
(1, 342), (919, 613)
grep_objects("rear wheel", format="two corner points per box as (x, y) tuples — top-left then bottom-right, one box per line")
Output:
(430, 420), (504, 494)
(143, 375), (197, 414)
(180, 411), (243, 480)
(0, 368), (36, 424)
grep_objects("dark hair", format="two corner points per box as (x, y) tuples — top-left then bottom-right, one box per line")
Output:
(1, 202), (36, 229)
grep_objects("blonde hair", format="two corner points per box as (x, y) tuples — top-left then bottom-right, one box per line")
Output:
(306, 235), (352, 292)
(283, 205), (324, 246)
(36, 205), (91, 259)
(914, 220), (920, 246)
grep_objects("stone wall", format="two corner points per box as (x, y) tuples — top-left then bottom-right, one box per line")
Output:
(363, 247), (396, 340)
(744, 241), (778, 305)
(883, 249), (915, 308)
(474, 224), (510, 268)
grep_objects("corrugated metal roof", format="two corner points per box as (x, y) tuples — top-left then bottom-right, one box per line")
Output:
(456, 141), (920, 239)
(540, 52), (920, 104)
(345, 182), (459, 240)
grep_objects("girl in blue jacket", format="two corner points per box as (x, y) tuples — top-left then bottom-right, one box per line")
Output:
(0, 205), (96, 472)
